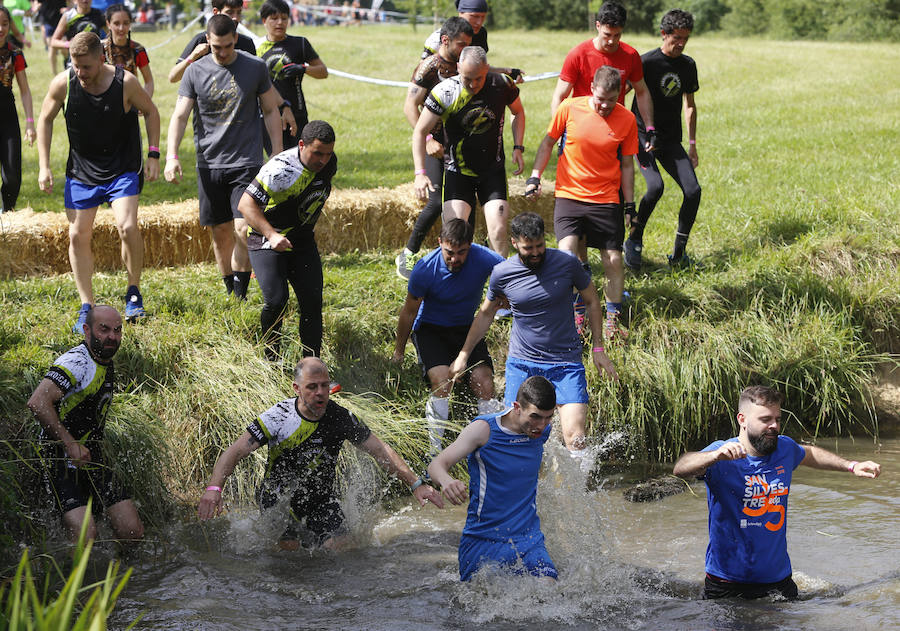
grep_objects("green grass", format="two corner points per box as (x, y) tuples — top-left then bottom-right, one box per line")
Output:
(1, 27), (898, 561)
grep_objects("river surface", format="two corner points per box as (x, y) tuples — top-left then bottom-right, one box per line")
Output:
(108, 437), (899, 631)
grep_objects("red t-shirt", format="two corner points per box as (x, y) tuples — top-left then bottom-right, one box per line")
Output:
(547, 97), (638, 204)
(559, 39), (643, 104)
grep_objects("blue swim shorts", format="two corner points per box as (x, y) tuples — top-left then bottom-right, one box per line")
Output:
(65, 172), (140, 210)
(458, 532), (558, 582)
(503, 356), (588, 406)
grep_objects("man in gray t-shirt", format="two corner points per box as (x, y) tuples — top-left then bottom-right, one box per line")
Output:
(164, 14), (284, 300)
(449, 213), (618, 462)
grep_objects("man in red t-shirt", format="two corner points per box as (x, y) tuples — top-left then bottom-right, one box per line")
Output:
(525, 66), (637, 343)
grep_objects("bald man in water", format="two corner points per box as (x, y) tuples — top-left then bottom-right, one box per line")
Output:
(199, 357), (444, 550)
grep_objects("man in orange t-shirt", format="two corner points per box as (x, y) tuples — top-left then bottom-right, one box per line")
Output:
(525, 65), (637, 343)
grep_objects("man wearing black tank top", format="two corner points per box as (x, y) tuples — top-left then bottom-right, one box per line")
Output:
(37, 31), (160, 332)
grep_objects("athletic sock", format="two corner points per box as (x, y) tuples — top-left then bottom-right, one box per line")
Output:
(232, 271), (252, 301)
(125, 284), (139, 298)
(606, 301), (621, 316)
(672, 232), (689, 260)
(222, 275), (234, 295)
(425, 396), (450, 455)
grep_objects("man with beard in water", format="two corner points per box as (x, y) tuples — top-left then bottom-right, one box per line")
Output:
(198, 357), (444, 550)
(673, 385), (881, 600)
(27, 305), (145, 543)
(448, 212), (618, 464)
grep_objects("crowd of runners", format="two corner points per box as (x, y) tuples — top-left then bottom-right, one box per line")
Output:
(15, 0), (883, 597)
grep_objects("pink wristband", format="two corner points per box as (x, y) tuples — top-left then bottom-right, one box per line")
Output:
(206, 485), (222, 493)
(26, 117), (34, 123)
(167, 154), (178, 160)
(847, 461), (858, 473)
(689, 139), (696, 145)
(149, 145), (159, 153)
(592, 347), (605, 353)
(414, 168), (426, 175)
(425, 134), (433, 142)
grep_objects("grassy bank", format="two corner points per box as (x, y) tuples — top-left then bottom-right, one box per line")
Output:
(1, 26), (898, 561)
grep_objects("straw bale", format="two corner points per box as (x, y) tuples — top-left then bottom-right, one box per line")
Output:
(0, 181), (556, 278)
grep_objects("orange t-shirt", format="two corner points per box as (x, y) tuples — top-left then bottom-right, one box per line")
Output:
(547, 97), (638, 204)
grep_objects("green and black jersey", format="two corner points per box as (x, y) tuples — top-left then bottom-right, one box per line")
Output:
(424, 72), (519, 177)
(246, 398), (370, 497)
(41, 342), (115, 452)
(256, 35), (319, 132)
(63, 8), (106, 41)
(244, 147), (337, 250)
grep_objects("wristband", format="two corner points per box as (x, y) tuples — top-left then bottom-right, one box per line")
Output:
(689, 139), (696, 145)
(26, 117), (34, 123)
(410, 476), (425, 492)
(847, 461), (858, 473)
(147, 150), (160, 159)
(513, 144), (525, 152)
(187, 58), (193, 64)
(149, 145), (159, 152)
(592, 347), (605, 353)
(167, 154), (178, 160)
(646, 125), (655, 131)
(425, 133), (433, 142)
(414, 168), (426, 175)
(206, 485), (222, 493)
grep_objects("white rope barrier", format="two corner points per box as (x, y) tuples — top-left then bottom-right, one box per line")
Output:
(327, 68), (560, 88)
(147, 13), (205, 51)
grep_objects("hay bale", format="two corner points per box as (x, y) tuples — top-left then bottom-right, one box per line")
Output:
(0, 180), (557, 278)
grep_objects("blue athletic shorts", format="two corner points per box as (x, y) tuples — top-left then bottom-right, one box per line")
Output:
(503, 356), (588, 406)
(64, 172), (140, 210)
(458, 532), (557, 582)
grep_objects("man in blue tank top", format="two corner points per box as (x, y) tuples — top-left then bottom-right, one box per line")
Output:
(674, 385), (881, 600)
(37, 31), (160, 332)
(428, 375), (558, 581)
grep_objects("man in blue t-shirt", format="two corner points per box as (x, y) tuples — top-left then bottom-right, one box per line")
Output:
(392, 218), (504, 452)
(674, 385), (881, 600)
(428, 375), (558, 581)
(449, 212), (618, 462)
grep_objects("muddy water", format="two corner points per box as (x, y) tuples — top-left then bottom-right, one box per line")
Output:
(110, 437), (898, 631)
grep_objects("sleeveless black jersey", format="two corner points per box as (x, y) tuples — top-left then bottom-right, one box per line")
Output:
(425, 72), (519, 177)
(256, 35), (319, 131)
(64, 65), (142, 185)
(632, 48), (699, 145)
(41, 342), (115, 452)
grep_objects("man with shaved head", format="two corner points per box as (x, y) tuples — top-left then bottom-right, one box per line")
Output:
(199, 357), (444, 550)
(27, 305), (145, 543)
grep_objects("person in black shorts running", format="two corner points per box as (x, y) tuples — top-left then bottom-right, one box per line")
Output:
(27, 305), (144, 543)
(0, 6), (36, 213)
(37, 31), (160, 331)
(624, 9), (702, 270)
(395, 16), (472, 280)
(198, 357), (444, 550)
(237, 120), (336, 361)
(413, 46), (525, 257)
(165, 14), (284, 300)
(391, 218), (504, 453)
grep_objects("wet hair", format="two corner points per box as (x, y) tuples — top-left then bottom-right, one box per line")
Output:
(738, 386), (784, 410)
(459, 45), (487, 67)
(70, 32), (103, 57)
(105, 4), (131, 23)
(592, 65), (621, 94)
(596, 1), (627, 28)
(661, 9), (694, 34)
(517, 376), (556, 411)
(260, 0), (291, 21)
(294, 357), (328, 383)
(300, 120), (336, 145)
(509, 212), (544, 241)
(439, 218), (474, 245)
(212, 0), (244, 11)
(206, 13), (237, 36)
(440, 16), (474, 41)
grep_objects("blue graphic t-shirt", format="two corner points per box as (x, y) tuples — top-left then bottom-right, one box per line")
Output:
(487, 248), (590, 364)
(408, 244), (504, 329)
(464, 411), (550, 542)
(701, 436), (807, 583)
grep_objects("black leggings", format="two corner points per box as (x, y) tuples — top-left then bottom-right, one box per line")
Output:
(635, 140), (701, 237)
(248, 231), (323, 357)
(0, 108), (22, 211)
(406, 152), (444, 253)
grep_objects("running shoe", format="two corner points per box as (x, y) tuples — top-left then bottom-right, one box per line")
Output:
(623, 238), (643, 270)
(667, 252), (695, 269)
(395, 250), (414, 280)
(124, 288), (147, 321)
(604, 310), (628, 344)
(72, 303), (91, 334)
